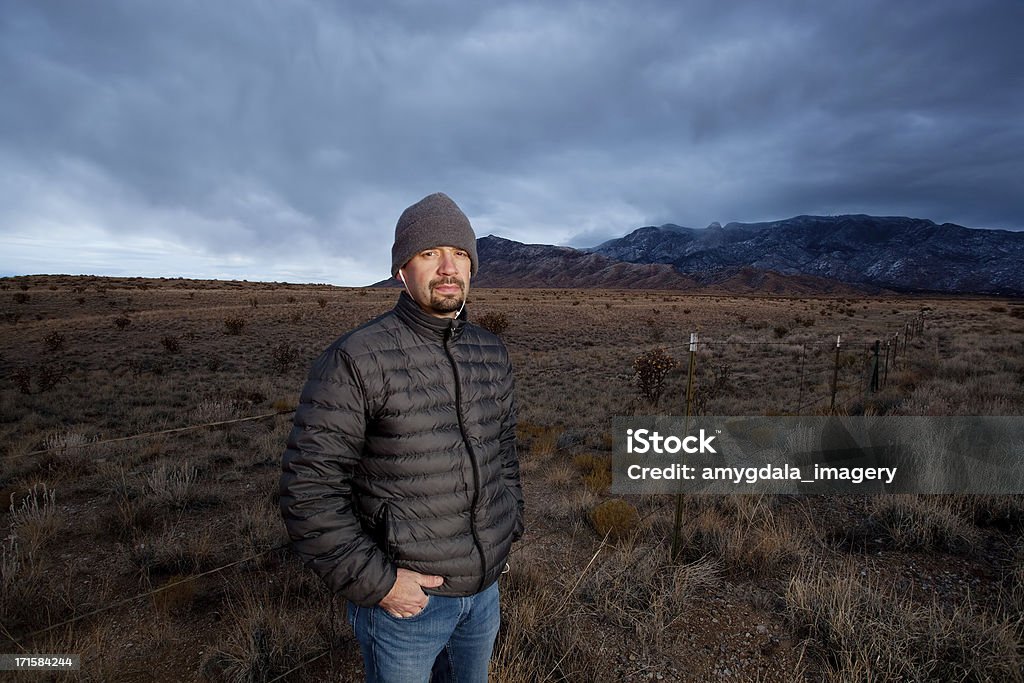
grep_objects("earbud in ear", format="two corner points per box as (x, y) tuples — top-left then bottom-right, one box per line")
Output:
(398, 270), (406, 285)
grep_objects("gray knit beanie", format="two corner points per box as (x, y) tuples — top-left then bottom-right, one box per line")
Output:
(391, 192), (478, 277)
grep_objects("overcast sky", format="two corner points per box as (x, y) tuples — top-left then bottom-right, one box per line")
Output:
(2, 0), (1022, 285)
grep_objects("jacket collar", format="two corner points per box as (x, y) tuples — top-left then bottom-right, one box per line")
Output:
(394, 291), (466, 341)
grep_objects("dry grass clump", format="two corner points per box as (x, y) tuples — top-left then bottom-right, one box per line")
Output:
(200, 581), (307, 679)
(580, 540), (719, 652)
(517, 421), (560, 460)
(786, 562), (1024, 681)
(869, 496), (979, 554)
(0, 534), (47, 631)
(144, 461), (221, 511)
(129, 523), (224, 578)
(38, 427), (95, 477)
(588, 498), (640, 541)
(573, 453), (611, 493)
(492, 549), (607, 683)
(145, 462), (198, 506)
(950, 494), (1024, 529)
(673, 497), (805, 577)
(237, 496), (290, 567)
(8, 482), (63, 555)
(191, 399), (238, 424)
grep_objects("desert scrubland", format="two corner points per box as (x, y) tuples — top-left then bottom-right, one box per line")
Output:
(2, 275), (1024, 681)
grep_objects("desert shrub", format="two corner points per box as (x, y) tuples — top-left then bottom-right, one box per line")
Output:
(43, 330), (65, 351)
(160, 334), (181, 354)
(632, 347), (678, 407)
(316, 296), (327, 309)
(113, 316), (131, 330)
(224, 316), (246, 335)
(477, 311), (509, 336)
(774, 325), (789, 339)
(249, 297), (258, 308)
(588, 499), (640, 541)
(35, 362), (69, 391)
(14, 292), (29, 304)
(271, 343), (300, 375)
(12, 366), (31, 394)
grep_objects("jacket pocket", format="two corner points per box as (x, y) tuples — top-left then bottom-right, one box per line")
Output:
(375, 502), (396, 559)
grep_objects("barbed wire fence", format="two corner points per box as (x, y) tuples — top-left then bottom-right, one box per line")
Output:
(644, 310), (929, 418)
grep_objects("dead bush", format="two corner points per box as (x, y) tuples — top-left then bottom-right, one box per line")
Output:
(476, 311), (509, 336)
(43, 330), (66, 351)
(271, 343), (300, 375)
(160, 334), (181, 354)
(224, 316), (246, 335)
(633, 347), (678, 407)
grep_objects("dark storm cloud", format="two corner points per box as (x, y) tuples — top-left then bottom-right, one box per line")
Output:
(1, 0), (1021, 282)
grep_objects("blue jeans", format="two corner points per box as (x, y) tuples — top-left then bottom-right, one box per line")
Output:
(347, 580), (500, 683)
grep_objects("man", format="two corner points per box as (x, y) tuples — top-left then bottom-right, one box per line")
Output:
(280, 192), (523, 682)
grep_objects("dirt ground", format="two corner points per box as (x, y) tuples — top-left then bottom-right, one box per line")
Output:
(2, 275), (1023, 681)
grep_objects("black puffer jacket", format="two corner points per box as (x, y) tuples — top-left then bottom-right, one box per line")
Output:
(279, 292), (523, 607)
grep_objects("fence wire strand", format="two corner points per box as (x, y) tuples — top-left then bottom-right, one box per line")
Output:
(4, 410), (295, 461)
(7, 543), (291, 642)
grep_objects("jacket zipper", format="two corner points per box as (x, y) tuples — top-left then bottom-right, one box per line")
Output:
(444, 320), (488, 593)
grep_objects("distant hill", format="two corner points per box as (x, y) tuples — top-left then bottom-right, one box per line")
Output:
(590, 215), (1024, 295)
(372, 236), (873, 294)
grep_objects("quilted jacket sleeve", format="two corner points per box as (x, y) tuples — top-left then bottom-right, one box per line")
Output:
(279, 348), (396, 606)
(499, 360), (524, 542)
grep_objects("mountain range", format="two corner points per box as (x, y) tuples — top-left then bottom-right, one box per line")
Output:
(376, 215), (1024, 295)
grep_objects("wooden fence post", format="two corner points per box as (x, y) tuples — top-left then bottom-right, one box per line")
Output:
(830, 334), (841, 413)
(883, 338), (891, 387)
(796, 343), (807, 415)
(870, 340), (880, 393)
(671, 331), (698, 561)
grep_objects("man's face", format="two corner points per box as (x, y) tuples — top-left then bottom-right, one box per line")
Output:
(398, 245), (472, 318)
